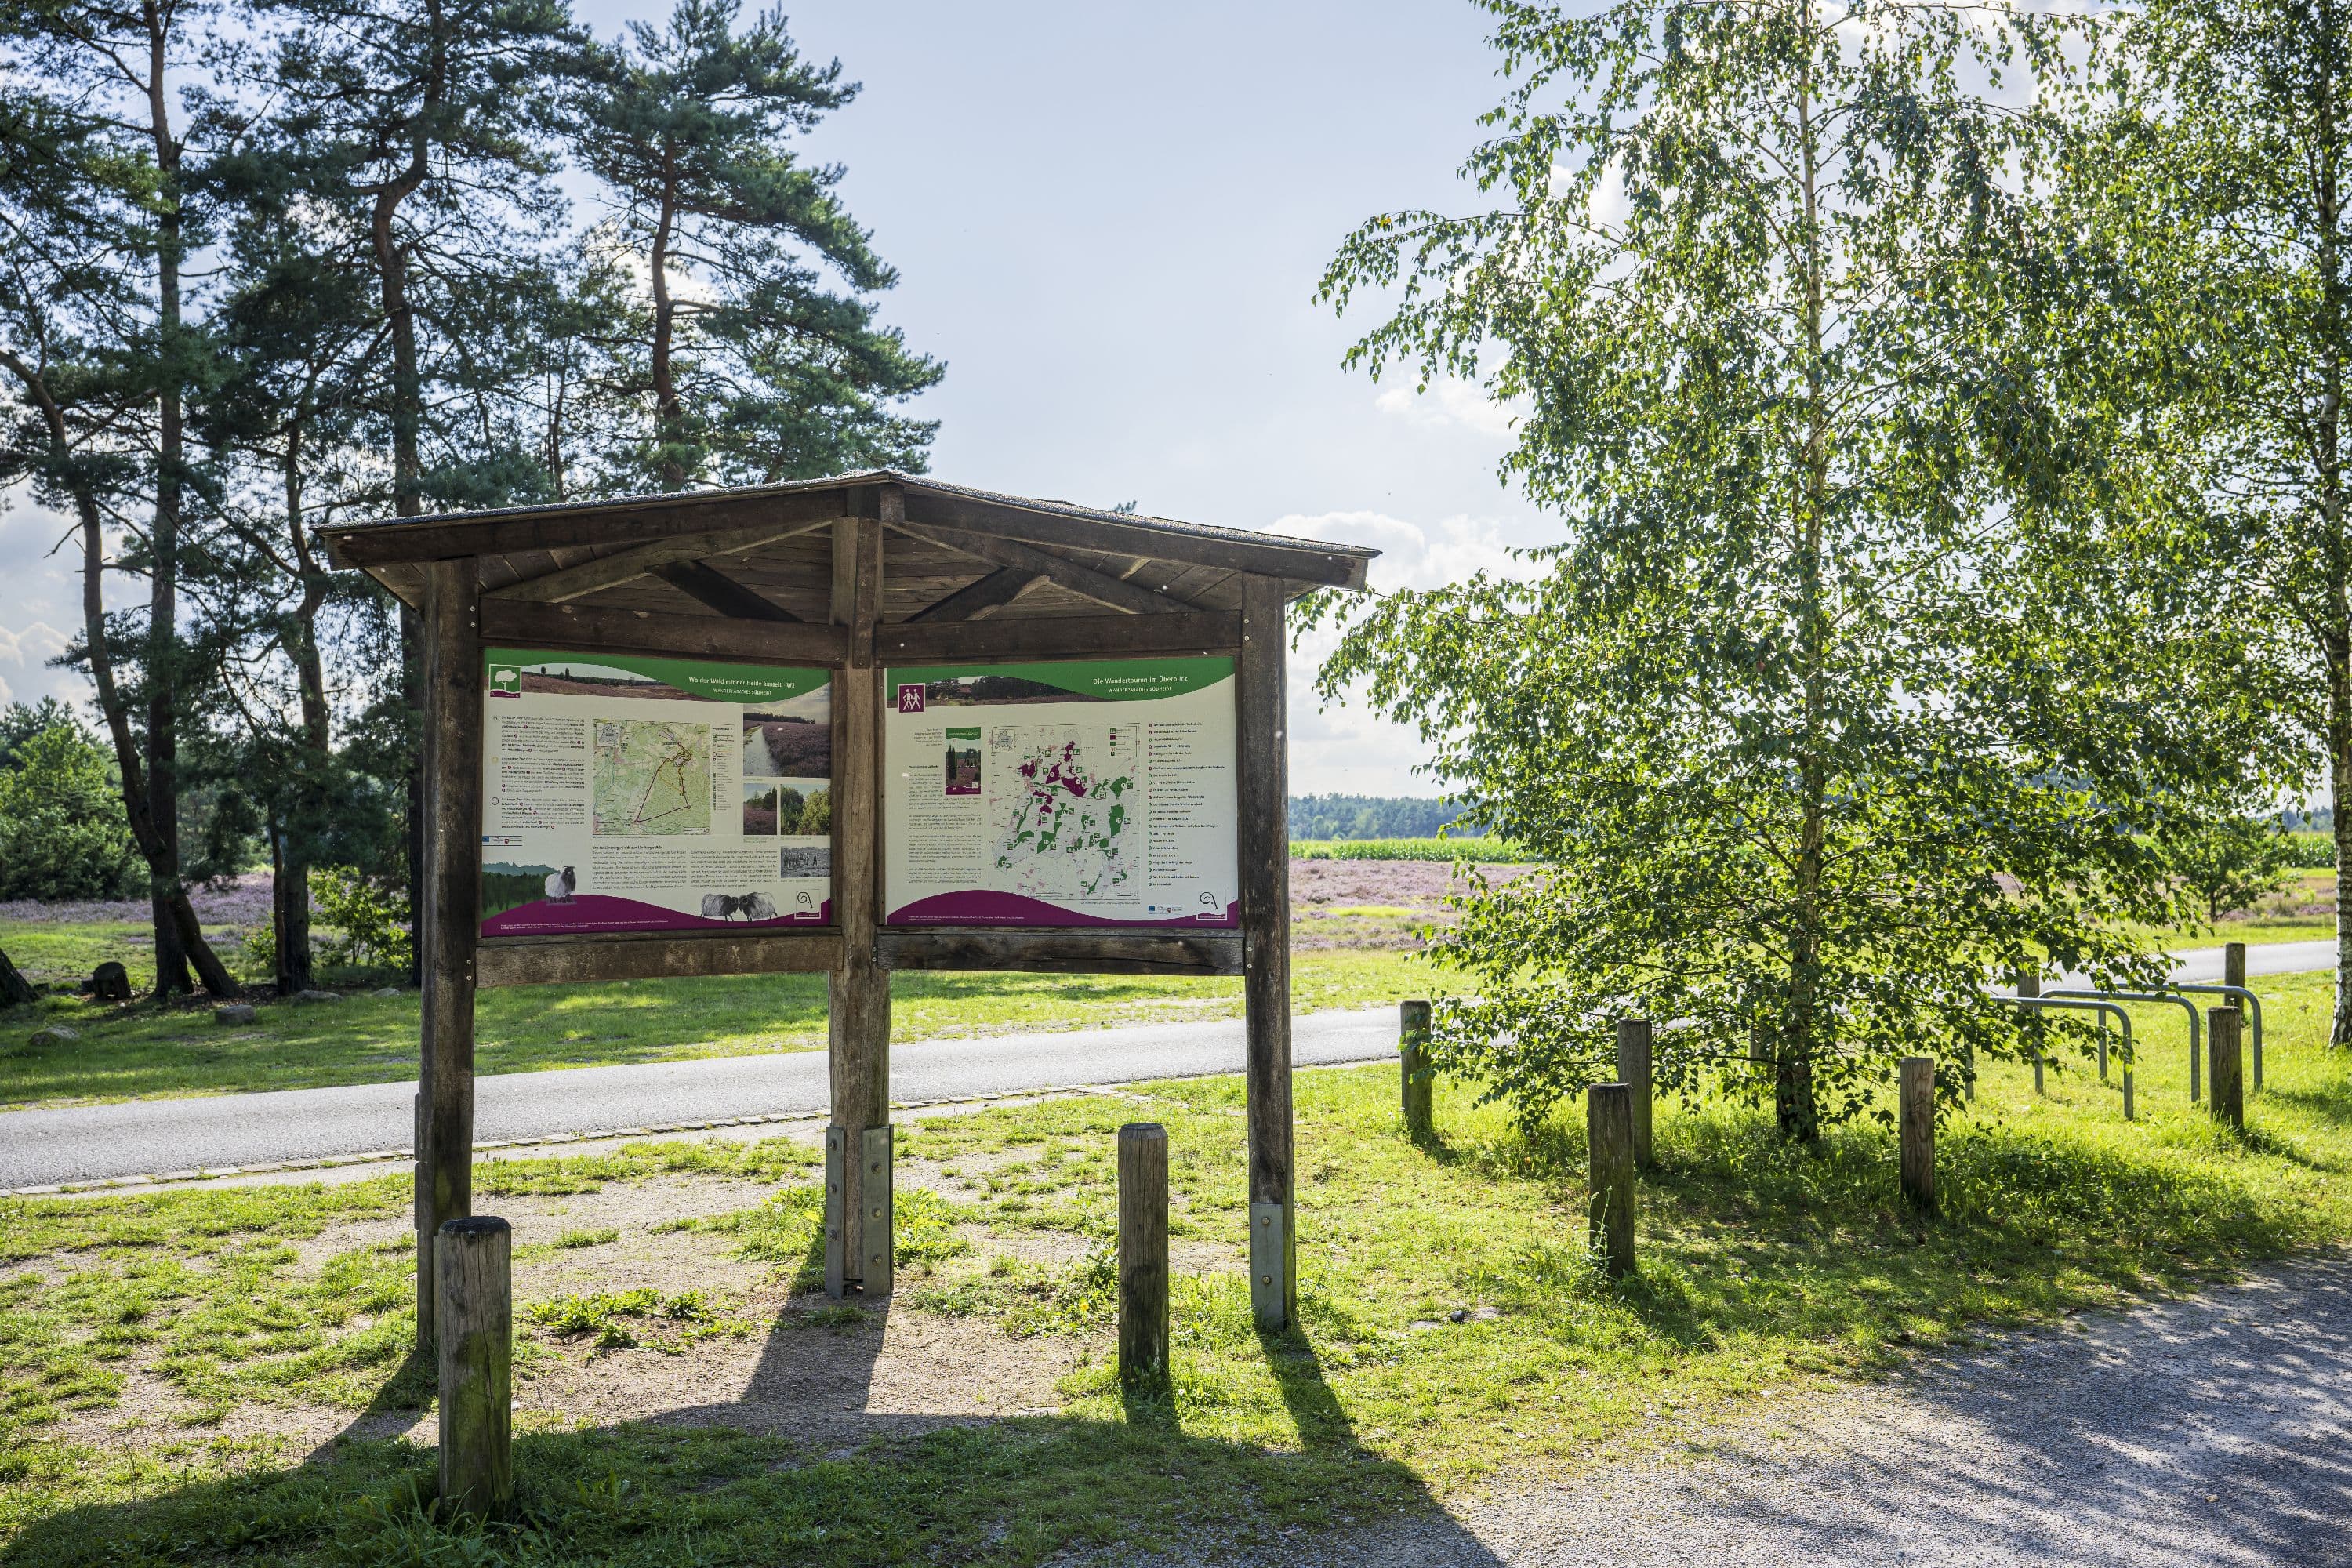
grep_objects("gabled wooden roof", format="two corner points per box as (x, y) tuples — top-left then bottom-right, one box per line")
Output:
(318, 471), (1376, 630)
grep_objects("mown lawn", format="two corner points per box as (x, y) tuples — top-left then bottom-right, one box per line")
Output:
(1, 971), (2347, 1564)
(0, 949), (1435, 1109)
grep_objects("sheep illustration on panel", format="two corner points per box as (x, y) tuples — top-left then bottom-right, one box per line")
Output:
(699, 891), (777, 921)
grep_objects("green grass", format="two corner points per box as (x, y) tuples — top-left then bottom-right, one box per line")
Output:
(0, 949), (1434, 1109)
(3, 971), (2349, 1563)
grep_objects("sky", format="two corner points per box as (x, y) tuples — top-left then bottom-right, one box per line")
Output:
(0, 0), (1551, 795)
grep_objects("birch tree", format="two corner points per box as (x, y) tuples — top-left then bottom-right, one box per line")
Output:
(1317, 0), (2213, 1135)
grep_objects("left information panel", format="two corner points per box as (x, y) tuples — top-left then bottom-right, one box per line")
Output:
(477, 647), (833, 936)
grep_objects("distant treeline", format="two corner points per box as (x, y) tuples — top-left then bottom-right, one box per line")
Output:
(1288, 795), (1479, 840)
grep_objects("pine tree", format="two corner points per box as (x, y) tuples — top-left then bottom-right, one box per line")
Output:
(571, 0), (938, 491)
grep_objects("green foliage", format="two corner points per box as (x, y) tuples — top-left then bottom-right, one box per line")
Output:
(568, 0), (942, 490)
(0, 711), (142, 903)
(2285, 832), (2336, 870)
(1288, 795), (1475, 840)
(524, 1287), (746, 1352)
(310, 868), (412, 973)
(1313, 0), (2225, 1139)
(2051, 0), (2352, 1038)
(1290, 836), (1537, 863)
(2172, 818), (2300, 923)
(554, 1227), (619, 1249)
(794, 787), (831, 836)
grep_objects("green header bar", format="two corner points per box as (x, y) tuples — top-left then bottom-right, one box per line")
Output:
(485, 647), (829, 705)
(884, 655), (1234, 702)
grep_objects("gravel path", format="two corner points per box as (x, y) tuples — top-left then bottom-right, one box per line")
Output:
(1323, 1255), (2352, 1566)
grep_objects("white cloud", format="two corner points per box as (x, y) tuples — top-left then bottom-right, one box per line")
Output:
(1268, 507), (1539, 593)
(0, 620), (69, 673)
(0, 621), (71, 708)
(1373, 376), (1526, 439)
(1265, 508), (1550, 795)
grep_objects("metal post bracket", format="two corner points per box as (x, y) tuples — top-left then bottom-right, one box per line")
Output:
(1249, 1200), (1289, 1330)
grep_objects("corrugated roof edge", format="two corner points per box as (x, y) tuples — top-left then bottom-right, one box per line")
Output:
(313, 468), (1381, 562)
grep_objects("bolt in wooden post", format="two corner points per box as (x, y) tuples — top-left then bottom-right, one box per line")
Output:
(435, 1215), (512, 1519)
(2017, 968), (2044, 1095)
(1399, 999), (1433, 1138)
(1616, 1018), (1654, 1170)
(1117, 1123), (1170, 1386)
(1587, 1083), (1635, 1279)
(2209, 1006), (2245, 1132)
(1899, 1058), (1936, 1212)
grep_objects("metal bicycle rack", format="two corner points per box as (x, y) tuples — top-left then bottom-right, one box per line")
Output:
(2048, 989), (2202, 1101)
(2010, 996), (2135, 1120)
(2172, 984), (2263, 1091)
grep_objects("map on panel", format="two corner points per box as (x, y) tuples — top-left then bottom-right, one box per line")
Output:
(591, 718), (713, 837)
(880, 656), (1237, 930)
(990, 724), (1138, 901)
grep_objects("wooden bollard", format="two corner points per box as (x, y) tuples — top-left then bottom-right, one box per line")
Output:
(1117, 1123), (1170, 1385)
(2017, 968), (2044, 1095)
(1399, 999), (1433, 1138)
(435, 1215), (513, 1519)
(1899, 1057), (1936, 1212)
(1587, 1083), (1635, 1279)
(2226, 942), (2260, 1091)
(1616, 1018), (1654, 1170)
(2209, 1006), (2245, 1132)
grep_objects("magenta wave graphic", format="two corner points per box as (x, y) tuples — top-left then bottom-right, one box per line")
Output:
(883, 889), (1238, 929)
(482, 894), (832, 937)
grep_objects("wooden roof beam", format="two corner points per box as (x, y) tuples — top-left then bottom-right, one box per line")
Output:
(899, 486), (1369, 589)
(648, 560), (801, 622)
(486, 521), (829, 604)
(891, 521), (1200, 615)
(905, 566), (1047, 624)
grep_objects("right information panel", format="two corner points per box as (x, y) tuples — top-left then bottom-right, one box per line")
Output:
(880, 656), (1240, 929)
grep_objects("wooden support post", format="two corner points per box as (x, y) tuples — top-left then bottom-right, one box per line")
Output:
(1399, 999), (1433, 1137)
(827, 507), (891, 1295)
(434, 1215), (512, 1519)
(1238, 575), (1294, 1330)
(1899, 1058), (1936, 1212)
(1117, 1123), (1171, 1385)
(416, 558), (482, 1346)
(1616, 1018), (1654, 1170)
(2209, 1005), (2245, 1132)
(2226, 942), (2260, 1091)
(2017, 968), (2044, 1095)
(1588, 1084), (1635, 1278)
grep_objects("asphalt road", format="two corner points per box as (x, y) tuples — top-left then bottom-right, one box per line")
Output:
(2080, 938), (2333, 985)
(2, 939), (2332, 1192)
(1314, 1254), (2352, 1566)
(0, 1007), (1401, 1189)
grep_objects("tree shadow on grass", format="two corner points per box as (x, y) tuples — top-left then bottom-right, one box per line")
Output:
(6, 1299), (1501, 1568)
(2263, 1075), (2352, 1131)
(1436, 1102), (2316, 1366)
